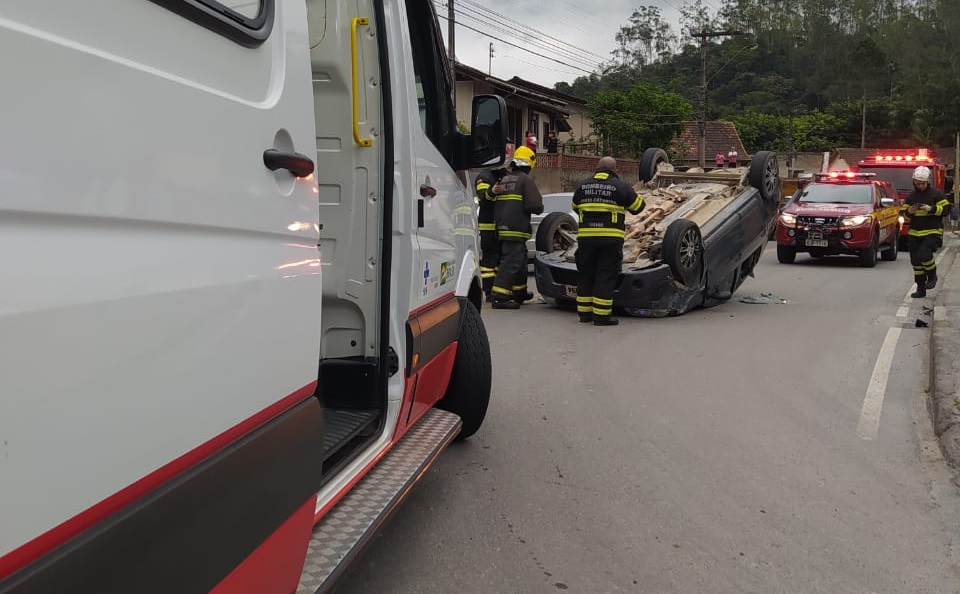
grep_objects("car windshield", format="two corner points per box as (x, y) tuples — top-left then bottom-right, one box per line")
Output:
(858, 167), (915, 194)
(541, 193), (574, 214)
(798, 184), (872, 204)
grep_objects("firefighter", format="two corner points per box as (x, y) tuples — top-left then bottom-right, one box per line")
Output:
(904, 165), (950, 298)
(572, 156), (645, 326)
(475, 170), (503, 301)
(490, 146), (543, 309)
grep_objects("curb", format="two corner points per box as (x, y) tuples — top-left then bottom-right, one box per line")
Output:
(930, 235), (960, 469)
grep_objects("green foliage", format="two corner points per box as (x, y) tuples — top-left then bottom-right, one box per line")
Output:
(586, 83), (693, 158)
(554, 0), (960, 152)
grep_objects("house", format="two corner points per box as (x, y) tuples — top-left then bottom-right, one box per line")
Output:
(453, 62), (594, 153)
(669, 121), (749, 169)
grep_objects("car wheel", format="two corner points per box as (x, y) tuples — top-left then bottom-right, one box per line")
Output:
(436, 301), (491, 440)
(881, 228), (898, 261)
(639, 147), (669, 182)
(777, 244), (796, 263)
(661, 219), (703, 286)
(748, 151), (780, 202)
(859, 233), (878, 268)
(535, 212), (578, 253)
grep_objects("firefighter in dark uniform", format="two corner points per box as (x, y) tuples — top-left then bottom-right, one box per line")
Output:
(475, 168), (502, 301)
(904, 165), (950, 298)
(572, 156), (645, 325)
(490, 146), (543, 309)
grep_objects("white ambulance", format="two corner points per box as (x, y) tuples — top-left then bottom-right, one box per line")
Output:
(0, 1), (506, 592)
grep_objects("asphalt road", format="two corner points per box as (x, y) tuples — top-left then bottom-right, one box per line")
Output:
(333, 242), (960, 594)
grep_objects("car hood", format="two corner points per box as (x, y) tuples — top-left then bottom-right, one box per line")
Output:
(786, 203), (873, 216)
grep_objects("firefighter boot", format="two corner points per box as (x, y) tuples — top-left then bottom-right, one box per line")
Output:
(578, 313), (593, 323)
(926, 272), (938, 290)
(593, 315), (619, 326)
(911, 275), (927, 299)
(491, 298), (520, 310)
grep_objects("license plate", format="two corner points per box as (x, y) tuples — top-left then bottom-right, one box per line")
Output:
(563, 285), (578, 298)
(805, 239), (828, 247)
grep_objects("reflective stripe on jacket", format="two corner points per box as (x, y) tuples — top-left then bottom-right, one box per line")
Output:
(493, 171), (543, 241)
(906, 187), (950, 237)
(572, 171), (644, 239)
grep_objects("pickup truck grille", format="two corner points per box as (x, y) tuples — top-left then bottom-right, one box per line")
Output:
(797, 215), (840, 226)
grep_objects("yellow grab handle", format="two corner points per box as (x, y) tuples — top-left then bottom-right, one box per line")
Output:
(351, 17), (373, 148)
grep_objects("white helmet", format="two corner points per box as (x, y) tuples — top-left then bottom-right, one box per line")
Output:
(913, 166), (931, 182)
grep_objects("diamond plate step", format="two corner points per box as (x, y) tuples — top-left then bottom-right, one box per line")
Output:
(296, 407), (462, 594)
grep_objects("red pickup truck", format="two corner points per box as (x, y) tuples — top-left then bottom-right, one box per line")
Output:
(775, 171), (901, 267)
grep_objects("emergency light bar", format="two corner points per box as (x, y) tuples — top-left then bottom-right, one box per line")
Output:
(859, 148), (935, 164)
(816, 171), (876, 181)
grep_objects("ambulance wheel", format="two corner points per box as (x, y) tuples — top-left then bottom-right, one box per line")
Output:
(437, 300), (491, 440)
(748, 151), (780, 202)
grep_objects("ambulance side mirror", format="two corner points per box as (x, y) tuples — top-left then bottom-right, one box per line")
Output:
(459, 95), (508, 170)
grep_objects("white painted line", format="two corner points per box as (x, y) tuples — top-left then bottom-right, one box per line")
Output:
(935, 306), (948, 322)
(857, 327), (903, 440)
(896, 305), (909, 318)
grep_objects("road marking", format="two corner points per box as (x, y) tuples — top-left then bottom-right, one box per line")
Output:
(857, 327), (902, 440)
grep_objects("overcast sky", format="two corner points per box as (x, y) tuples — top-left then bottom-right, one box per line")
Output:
(436, 0), (685, 87)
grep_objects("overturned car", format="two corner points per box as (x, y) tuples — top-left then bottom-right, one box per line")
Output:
(533, 148), (781, 317)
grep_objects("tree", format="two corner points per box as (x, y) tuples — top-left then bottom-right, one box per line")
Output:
(613, 6), (677, 69)
(587, 83), (693, 158)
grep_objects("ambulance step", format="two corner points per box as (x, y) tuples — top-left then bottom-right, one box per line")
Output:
(296, 407), (462, 594)
(321, 409), (380, 461)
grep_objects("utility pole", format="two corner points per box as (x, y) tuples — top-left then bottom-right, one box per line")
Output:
(860, 90), (867, 148)
(488, 42), (494, 76)
(690, 29), (744, 168)
(448, 0), (456, 109)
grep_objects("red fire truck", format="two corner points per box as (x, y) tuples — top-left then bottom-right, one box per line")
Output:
(856, 149), (948, 247)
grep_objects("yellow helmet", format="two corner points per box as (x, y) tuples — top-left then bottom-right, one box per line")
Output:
(512, 146), (537, 169)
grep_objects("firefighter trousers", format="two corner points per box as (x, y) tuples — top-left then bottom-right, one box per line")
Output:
(909, 234), (940, 286)
(491, 239), (528, 302)
(575, 237), (622, 318)
(479, 230), (500, 296)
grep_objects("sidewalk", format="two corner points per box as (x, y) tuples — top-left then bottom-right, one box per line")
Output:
(930, 232), (960, 468)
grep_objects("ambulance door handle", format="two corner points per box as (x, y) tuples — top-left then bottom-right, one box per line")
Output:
(263, 149), (315, 178)
(420, 184), (436, 198)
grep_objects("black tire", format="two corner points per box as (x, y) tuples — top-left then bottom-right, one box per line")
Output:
(777, 244), (796, 264)
(535, 212), (578, 253)
(437, 301), (491, 439)
(859, 232), (878, 268)
(661, 219), (703, 286)
(898, 235), (909, 251)
(748, 150), (781, 203)
(881, 228), (898, 261)
(639, 147), (669, 182)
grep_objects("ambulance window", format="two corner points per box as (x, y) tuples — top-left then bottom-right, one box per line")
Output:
(405, 0), (455, 158)
(148, 0), (272, 46)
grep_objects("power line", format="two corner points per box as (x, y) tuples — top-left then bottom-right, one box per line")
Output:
(458, 0), (608, 62)
(449, 4), (601, 70)
(435, 11), (598, 75)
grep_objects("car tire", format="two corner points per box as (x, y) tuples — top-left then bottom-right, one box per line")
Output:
(859, 233), (878, 268)
(881, 228), (898, 261)
(748, 150), (781, 202)
(639, 147), (669, 182)
(436, 301), (491, 440)
(777, 244), (796, 263)
(661, 219), (703, 286)
(535, 212), (578, 254)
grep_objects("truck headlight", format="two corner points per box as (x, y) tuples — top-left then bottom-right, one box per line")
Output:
(842, 215), (869, 226)
(780, 213), (796, 225)
(898, 215), (905, 225)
